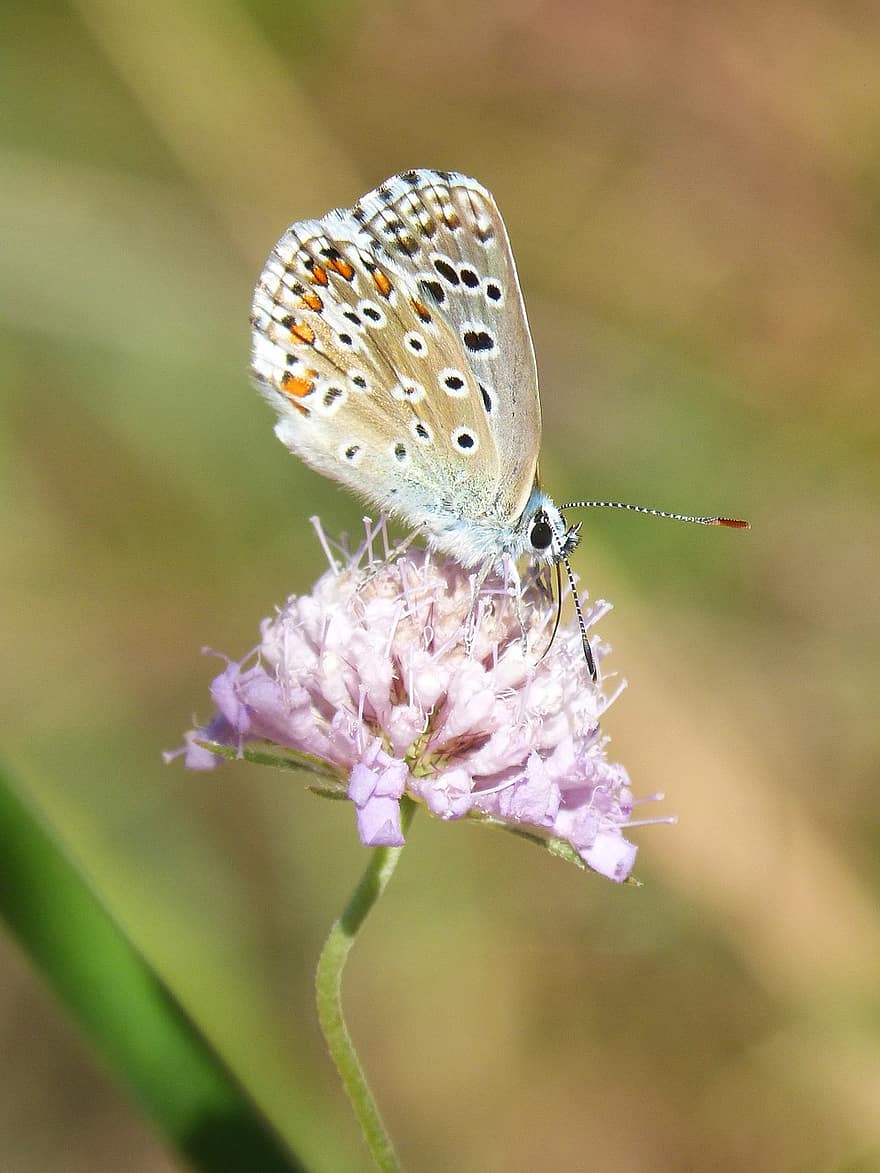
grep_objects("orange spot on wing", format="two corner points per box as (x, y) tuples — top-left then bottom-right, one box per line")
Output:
(289, 321), (316, 346)
(300, 291), (323, 312)
(281, 373), (314, 398)
(372, 270), (393, 298)
(411, 298), (432, 323)
(327, 257), (355, 281)
(309, 265), (329, 286)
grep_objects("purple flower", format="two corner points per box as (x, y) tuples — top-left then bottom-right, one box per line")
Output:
(172, 518), (667, 882)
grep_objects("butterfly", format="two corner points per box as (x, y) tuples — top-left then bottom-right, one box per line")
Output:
(250, 169), (748, 680)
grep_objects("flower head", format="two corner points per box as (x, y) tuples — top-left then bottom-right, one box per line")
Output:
(172, 518), (660, 882)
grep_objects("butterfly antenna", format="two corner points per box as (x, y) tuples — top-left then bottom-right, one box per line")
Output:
(560, 553), (597, 682)
(538, 560), (565, 664)
(559, 501), (750, 529)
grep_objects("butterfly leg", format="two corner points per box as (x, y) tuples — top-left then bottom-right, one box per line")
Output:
(504, 556), (529, 656)
(527, 561), (555, 605)
(464, 560), (494, 655)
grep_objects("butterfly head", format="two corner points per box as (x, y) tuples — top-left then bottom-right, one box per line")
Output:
(520, 491), (596, 679)
(525, 497), (581, 565)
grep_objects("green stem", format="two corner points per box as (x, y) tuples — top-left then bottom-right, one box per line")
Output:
(315, 798), (416, 1172)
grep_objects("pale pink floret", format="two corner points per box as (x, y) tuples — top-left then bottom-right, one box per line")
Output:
(175, 519), (660, 882)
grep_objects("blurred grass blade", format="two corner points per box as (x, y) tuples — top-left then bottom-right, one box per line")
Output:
(0, 761), (306, 1173)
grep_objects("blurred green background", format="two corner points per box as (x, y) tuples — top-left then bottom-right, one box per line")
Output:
(3, 1), (879, 1170)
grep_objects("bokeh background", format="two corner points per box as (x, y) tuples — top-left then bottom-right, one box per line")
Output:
(3, 2), (879, 1170)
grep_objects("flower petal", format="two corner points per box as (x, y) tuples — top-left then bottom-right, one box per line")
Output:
(355, 796), (405, 847)
(580, 832), (638, 883)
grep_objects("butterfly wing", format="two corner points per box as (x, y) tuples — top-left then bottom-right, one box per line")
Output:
(250, 169), (542, 557)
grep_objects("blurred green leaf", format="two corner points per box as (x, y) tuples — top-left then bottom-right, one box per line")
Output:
(0, 760), (306, 1173)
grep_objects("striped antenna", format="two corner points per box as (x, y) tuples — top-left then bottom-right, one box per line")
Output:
(559, 501), (750, 529)
(560, 552), (597, 682)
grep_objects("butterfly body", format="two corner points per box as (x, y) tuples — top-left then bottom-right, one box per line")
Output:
(251, 169), (579, 574)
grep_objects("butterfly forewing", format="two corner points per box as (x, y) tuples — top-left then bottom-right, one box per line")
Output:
(251, 169), (542, 546)
(356, 172), (542, 519)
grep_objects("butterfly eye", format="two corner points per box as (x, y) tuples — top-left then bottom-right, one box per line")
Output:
(529, 517), (554, 551)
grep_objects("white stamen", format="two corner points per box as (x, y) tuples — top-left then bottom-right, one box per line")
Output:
(310, 515), (341, 575)
(361, 515), (377, 565)
(471, 776), (519, 799)
(625, 815), (679, 828)
(600, 677), (628, 713)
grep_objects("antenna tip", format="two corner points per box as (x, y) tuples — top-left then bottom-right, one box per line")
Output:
(714, 517), (751, 529)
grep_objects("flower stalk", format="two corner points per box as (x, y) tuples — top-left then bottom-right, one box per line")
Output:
(315, 797), (416, 1173)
